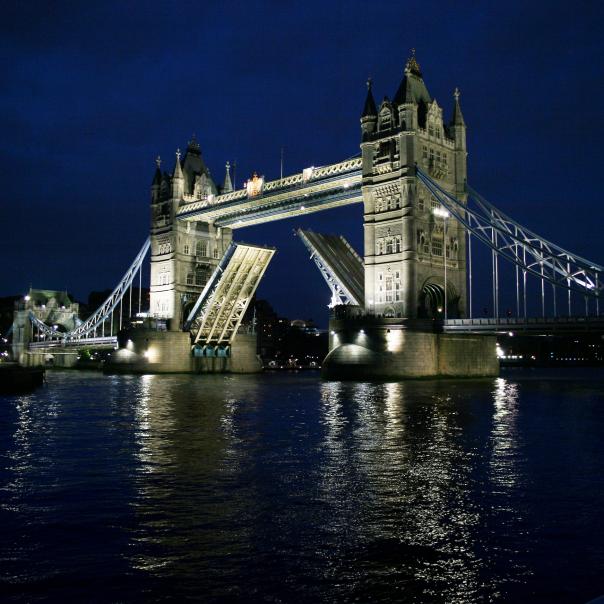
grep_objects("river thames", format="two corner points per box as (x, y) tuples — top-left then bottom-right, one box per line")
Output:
(1, 369), (603, 602)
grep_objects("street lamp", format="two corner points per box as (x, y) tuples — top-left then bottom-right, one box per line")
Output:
(433, 207), (450, 321)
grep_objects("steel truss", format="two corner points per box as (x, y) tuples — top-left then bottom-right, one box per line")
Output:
(416, 169), (603, 306)
(189, 243), (275, 345)
(297, 229), (364, 307)
(29, 238), (150, 343)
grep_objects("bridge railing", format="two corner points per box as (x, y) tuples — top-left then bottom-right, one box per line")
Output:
(177, 157), (362, 217)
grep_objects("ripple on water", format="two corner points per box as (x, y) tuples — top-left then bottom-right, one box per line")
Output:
(0, 369), (603, 602)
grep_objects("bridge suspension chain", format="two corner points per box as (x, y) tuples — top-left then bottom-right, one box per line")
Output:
(28, 238), (150, 343)
(416, 168), (603, 303)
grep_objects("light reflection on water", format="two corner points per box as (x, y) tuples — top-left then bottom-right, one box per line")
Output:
(1, 370), (603, 602)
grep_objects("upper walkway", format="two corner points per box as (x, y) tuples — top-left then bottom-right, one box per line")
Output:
(176, 158), (363, 228)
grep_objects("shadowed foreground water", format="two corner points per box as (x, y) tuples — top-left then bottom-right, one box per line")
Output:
(1, 369), (603, 602)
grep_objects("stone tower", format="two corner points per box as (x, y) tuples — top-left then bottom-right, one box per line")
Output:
(149, 137), (233, 330)
(361, 52), (468, 319)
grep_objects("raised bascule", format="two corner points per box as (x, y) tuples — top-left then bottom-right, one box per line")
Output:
(13, 52), (604, 377)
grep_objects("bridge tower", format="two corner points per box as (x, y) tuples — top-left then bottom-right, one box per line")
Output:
(361, 52), (468, 319)
(149, 137), (233, 330)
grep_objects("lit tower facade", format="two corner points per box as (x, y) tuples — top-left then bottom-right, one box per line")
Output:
(149, 137), (233, 329)
(361, 52), (468, 319)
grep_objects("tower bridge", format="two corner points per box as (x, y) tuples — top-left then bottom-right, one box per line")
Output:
(12, 52), (603, 377)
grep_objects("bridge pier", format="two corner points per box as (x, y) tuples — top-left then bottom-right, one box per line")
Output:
(322, 314), (498, 380)
(104, 328), (262, 374)
(18, 349), (79, 368)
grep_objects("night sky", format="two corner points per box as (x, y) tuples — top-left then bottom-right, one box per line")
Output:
(2, 1), (603, 323)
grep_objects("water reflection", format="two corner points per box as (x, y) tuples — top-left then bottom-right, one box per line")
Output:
(316, 378), (525, 602)
(5, 371), (601, 603)
(124, 374), (529, 601)
(490, 377), (521, 488)
(127, 375), (260, 583)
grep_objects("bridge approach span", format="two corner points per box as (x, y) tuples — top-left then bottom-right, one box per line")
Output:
(444, 316), (604, 335)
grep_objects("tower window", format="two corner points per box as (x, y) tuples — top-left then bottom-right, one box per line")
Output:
(186, 273), (193, 285)
(184, 244), (190, 255)
(213, 248), (219, 259)
(195, 266), (206, 286)
(432, 239), (443, 257)
(196, 240), (208, 257)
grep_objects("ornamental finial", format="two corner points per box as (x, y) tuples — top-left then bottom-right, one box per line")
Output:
(367, 76), (372, 90)
(176, 148), (181, 161)
(406, 48), (421, 76)
(454, 87), (461, 101)
(155, 155), (161, 169)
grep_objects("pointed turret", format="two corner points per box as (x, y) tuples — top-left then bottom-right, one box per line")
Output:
(181, 135), (217, 197)
(451, 87), (465, 127)
(152, 156), (162, 185)
(449, 87), (467, 191)
(173, 148), (183, 179)
(361, 78), (377, 118)
(172, 148), (184, 198)
(151, 156), (162, 203)
(222, 161), (233, 193)
(393, 50), (431, 106)
(361, 78), (378, 141)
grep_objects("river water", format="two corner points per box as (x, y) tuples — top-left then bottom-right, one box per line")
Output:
(1, 369), (603, 603)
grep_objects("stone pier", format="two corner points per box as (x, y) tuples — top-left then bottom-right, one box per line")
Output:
(322, 316), (498, 380)
(104, 328), (262, 374)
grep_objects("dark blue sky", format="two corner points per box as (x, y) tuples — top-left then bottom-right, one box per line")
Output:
(1, 1), (603, 321)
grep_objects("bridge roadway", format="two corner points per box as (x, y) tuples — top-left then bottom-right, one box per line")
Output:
(443, 316), (604, 335)
(27, 316), (604, 351)
(176, 158), (363, 228)
(28, 336), (118, 350)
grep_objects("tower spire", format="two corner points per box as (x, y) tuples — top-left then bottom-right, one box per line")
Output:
(361, 77), (377, 118)
(452, 87), (465, 126)
(222, 161), (233, 193)
(405, 48), (422, 77)
(152, 155), (162, 185)
(173, 148), (183, 179)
